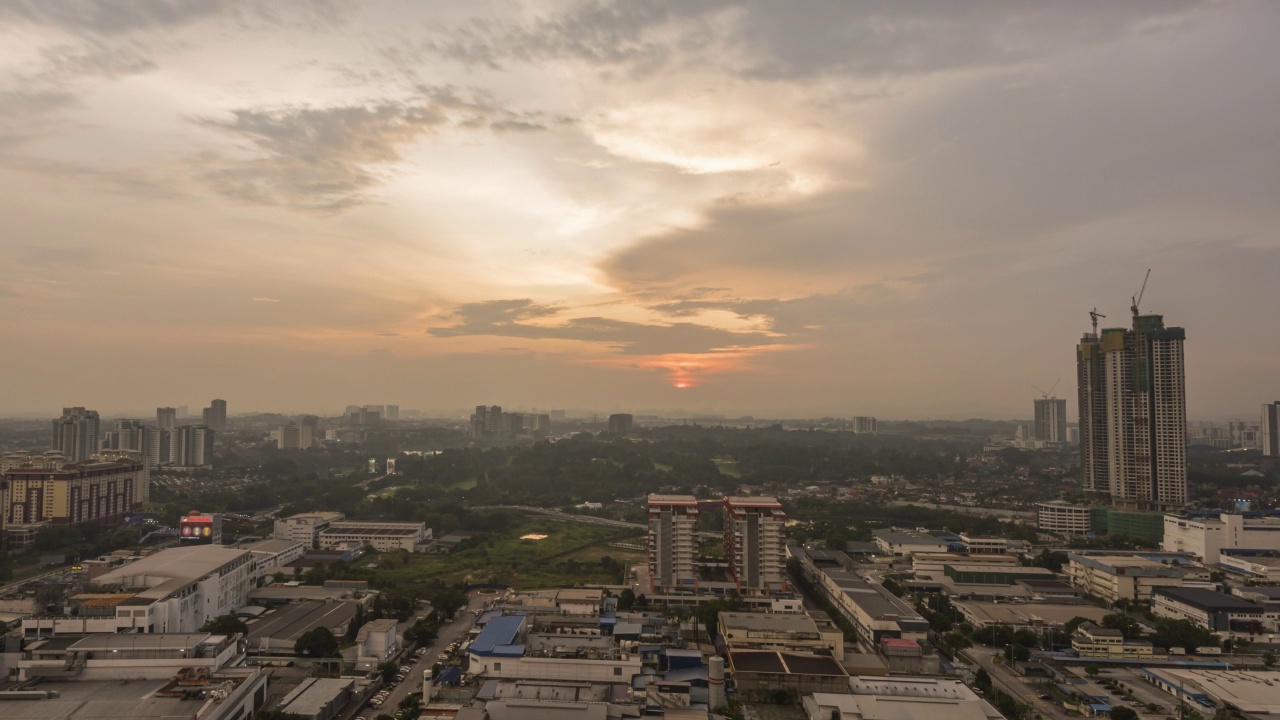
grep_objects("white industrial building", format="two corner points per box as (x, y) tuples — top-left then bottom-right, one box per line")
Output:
(240, 538), (306, 578)
(1035, 500), (1100, 536)
(1162, 512), (1280, 563)
(803, 677), (1003, 720)
(274, 511), (345, 547)
(317, 521), (429, 552)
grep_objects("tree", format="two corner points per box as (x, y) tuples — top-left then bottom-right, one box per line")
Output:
(1084, 663), (1100, 677)
(617, 588), (636, 611)
(346, 603), (366, 642)
(430, 587), (469, 620)
(1265, 651), (1277, 668)
(1110, 707), (1138, 720)
(975, 668), (992, 692)
(202, 614), (248, 636)
(1004, 643), (1031, 662)
(1101, 613), (1143, 639)
(1152, 619), (1217, 652)
(294, 627), (340, 658)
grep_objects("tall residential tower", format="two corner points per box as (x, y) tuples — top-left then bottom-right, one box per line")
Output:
(1077, 312), (1187, 511)
(51, 407), (100, 462)
(1033, 398), (1068, 443)
(646, 495), (700, 594)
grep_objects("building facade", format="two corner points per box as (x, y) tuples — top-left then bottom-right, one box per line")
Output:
(1036, 500), (1105, 537)
(1067, 553), (1184, 604)
(647, 494), (700, 593)
(277, 424), (314, 450)
(1163, 511), (1280, 563)
(1034, 398), (1068, 443)
(274, 511), (345, 547)
(1078, 313), (1187, 511)
(172, 424), (215, 467)
(317, 521), (428, 552)
(3, 458), (147, 548)
(202, 399), (227, 431)
(51, 407), (100, 462)
(724, 496), (788, 596)
(1264, 402), (1280, 461)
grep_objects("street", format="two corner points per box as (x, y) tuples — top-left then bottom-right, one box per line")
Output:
(963, 646), (1070, 720)
(358, 591), (489, 716)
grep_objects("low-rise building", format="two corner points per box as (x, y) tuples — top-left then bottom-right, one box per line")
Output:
(276, 678), (354, 720)
(803, 677), (1003, 720)
(1067, 553), (1184, 604)
(240, 538), (306, 579)
(555, 588), (604, 616)
(355, 618), (399, 670)
(1071, 622), (1160, 659)
(2, 457), (148, 549)
(1036, 500), (1106, 537)
(467, 614), (642, 683)
(719, 611), (844, 657)
(1151, 587), (1265, 638)
(273, 511), (345, 547)
(810, 568), (929, 651)
(873, 528), (947, 557)
(959, 534), (1008, 555)
(728, 651), (848, 701)
(18, 632), (242, 681)
(1163, 511), (1280, 563)
(0, 668), (265, 720)
(317, 521), (428, 552)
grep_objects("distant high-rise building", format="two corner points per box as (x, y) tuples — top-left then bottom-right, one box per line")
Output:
(176, 405), (189, 419)
(647, 495), (699, 593)
(1263, 402), (1280, 461)
(852, 416), (877, 435)
(51, 407), (100, 462)
(384, 404), (400, 421)
(471, 405), (503, 439)
(1033, 398), (1068, 443)
(348, 406), (381, 425)
(108, 419), (144, 452)
(202, 399), (227, 431)
(141, 425), (170, 468)
(156, 407), (177, 431)
(173, 425), (215, 467)
(723, 496), (789, 596)
(277, 424), (313, 450)
(3, 457), (147, 548)
(608, 413), (634, 435)
(1078, 312), (1187, 511)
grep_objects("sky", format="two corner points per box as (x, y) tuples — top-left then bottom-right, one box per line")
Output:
(0, 0), (1277, 420)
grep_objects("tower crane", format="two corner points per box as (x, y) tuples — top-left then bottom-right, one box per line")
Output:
(1089, 308), (1106, 335)
(1130, 268), (1151, 318)
(1032, 379), (1061, 400)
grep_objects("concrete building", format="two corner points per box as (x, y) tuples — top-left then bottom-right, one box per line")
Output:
(0, 667), (265, 720)
(555, 588), (604, 616)
(647, 495), (699, 593)
(202, 399), (227, 431)
(25, 546), (253, 635)
(277, 424), (314, 450)
(274, 511), (345, 547)
(18, 632), (242, 681)
(3, 457), (148, 549)
(52, 407), (100, 462)
(1067, 553), (1184, 604)
(809, 567), (928, 650)
(1264, 401), (1280, 462)
(1071, 622), (1159, 659)
(171, 424), (215, 467)
(958, 534), (1008, 555)
(607, 413), (634, 435)
(1034, 397), (1068, 443)
(719, 611), (844, 657)
(240, 538), (307, 578)
(1152, 587), (1265, 639)
(1142, 669), (1280, 716)
(1077, 312), (1188, 511)
(852, 417), (878, 435)
(872, 528), (947, 557)
(1036, 500), (1106, 537)
(804, 677), (1003, 720)
(1163, 511), (1280, 563)
(466, 614), (642, 682)
(317, 521), (428, 552)
(356, 618), (399, 670)
(723, 496), (788, 596)
(156, 407), (177, 431)
(730, 651), (848, 701)
(276, 678), (354, 720)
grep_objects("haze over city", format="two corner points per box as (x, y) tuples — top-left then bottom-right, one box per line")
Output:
(2, 1), (1278, 419)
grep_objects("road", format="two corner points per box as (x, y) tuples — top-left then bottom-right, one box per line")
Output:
(359, 591), (489, 716)
(963, 647), (1070, 720)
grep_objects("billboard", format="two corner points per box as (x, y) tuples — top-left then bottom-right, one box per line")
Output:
(179, 512), (222, 545)
(386, 458), (397, 475)
(368, 458), (377, 473)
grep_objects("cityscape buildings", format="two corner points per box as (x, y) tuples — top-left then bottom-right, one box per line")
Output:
(1033, 397), (1067, 443)
(277, 423), (314, 450)
(607, 413), (634, 435)
(2, 455), (148, 549)
(723, 496), (789, 596)
(202, 398), (227, 431)
(51, 407), (100, 462)
(172, 424), (215, 467)
(1077, 311), (1188, 511)
(646, 494), (700, 593)
(156, 406), (177, 431)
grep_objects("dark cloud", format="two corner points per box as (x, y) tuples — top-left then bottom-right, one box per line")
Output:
(429, 299), (778, 355)
(0, 0), (234, 35)
(197, 88), (546, 212)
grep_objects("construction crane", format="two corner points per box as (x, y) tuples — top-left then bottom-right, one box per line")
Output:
(1089, 307), (1106, 335)
(1130, 268), (1152, 318)
(1032, 379), (1061, 399)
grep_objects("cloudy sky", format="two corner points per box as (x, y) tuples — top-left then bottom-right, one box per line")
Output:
(1, 0), (1277, 420)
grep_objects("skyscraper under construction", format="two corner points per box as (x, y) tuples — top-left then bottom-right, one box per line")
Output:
(1078, 311), (1187, 511)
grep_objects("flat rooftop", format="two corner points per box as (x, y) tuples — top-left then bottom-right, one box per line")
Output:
(954, 601), (1109, 627)
(319, 527), (419, 536)
(93, 546), (250, 588)
(729, 650), (845, 676)
(0, 679), (212, 719)
(719, 612), (820, 634)
(247, 601), (358, 642)
(1154, 587), (1263, 612)
(241, 538), (304, 554)
(647, 494), (697, 505)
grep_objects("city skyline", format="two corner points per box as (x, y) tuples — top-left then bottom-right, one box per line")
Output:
(2, 2), (1278, 418)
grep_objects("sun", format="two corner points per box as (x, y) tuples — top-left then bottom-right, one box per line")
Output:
(674, 382), (692, 389)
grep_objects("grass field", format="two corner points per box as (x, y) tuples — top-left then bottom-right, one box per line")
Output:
(712, 458), (742, 478)
(368, 519), (644, 589)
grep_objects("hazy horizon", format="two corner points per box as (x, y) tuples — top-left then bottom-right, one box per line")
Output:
(2, 1), (1277, 420)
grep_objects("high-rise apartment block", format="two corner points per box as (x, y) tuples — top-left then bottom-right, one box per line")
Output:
(1034, 398), (1068, 443)
(1263, 402), (1280, 458)
(2, 456), (147, 549)
(723, 496), (789, 595)
(852, 417), (878, 435)
(647, 495), (700, 593)
(202, 399), (227, 431)
(608, 413), (634, 435)
(1077, 312), (1187, 511)
(156, 407), (177, 431)
(51, 407), (100, 462)
(384, 404), (400, 421)
(172, 425), (215, 468)
(277, 424), (313, 450)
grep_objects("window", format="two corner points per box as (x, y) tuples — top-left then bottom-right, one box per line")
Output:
(493, 662), (501, 671)
(614, 667), (622, 676)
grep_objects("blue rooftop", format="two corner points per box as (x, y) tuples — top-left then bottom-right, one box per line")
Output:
(470, 614), (527, 656)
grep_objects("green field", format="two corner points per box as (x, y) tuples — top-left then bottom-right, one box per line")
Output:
(712, 458), (742, 478)
(368, 520), (644, 589)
